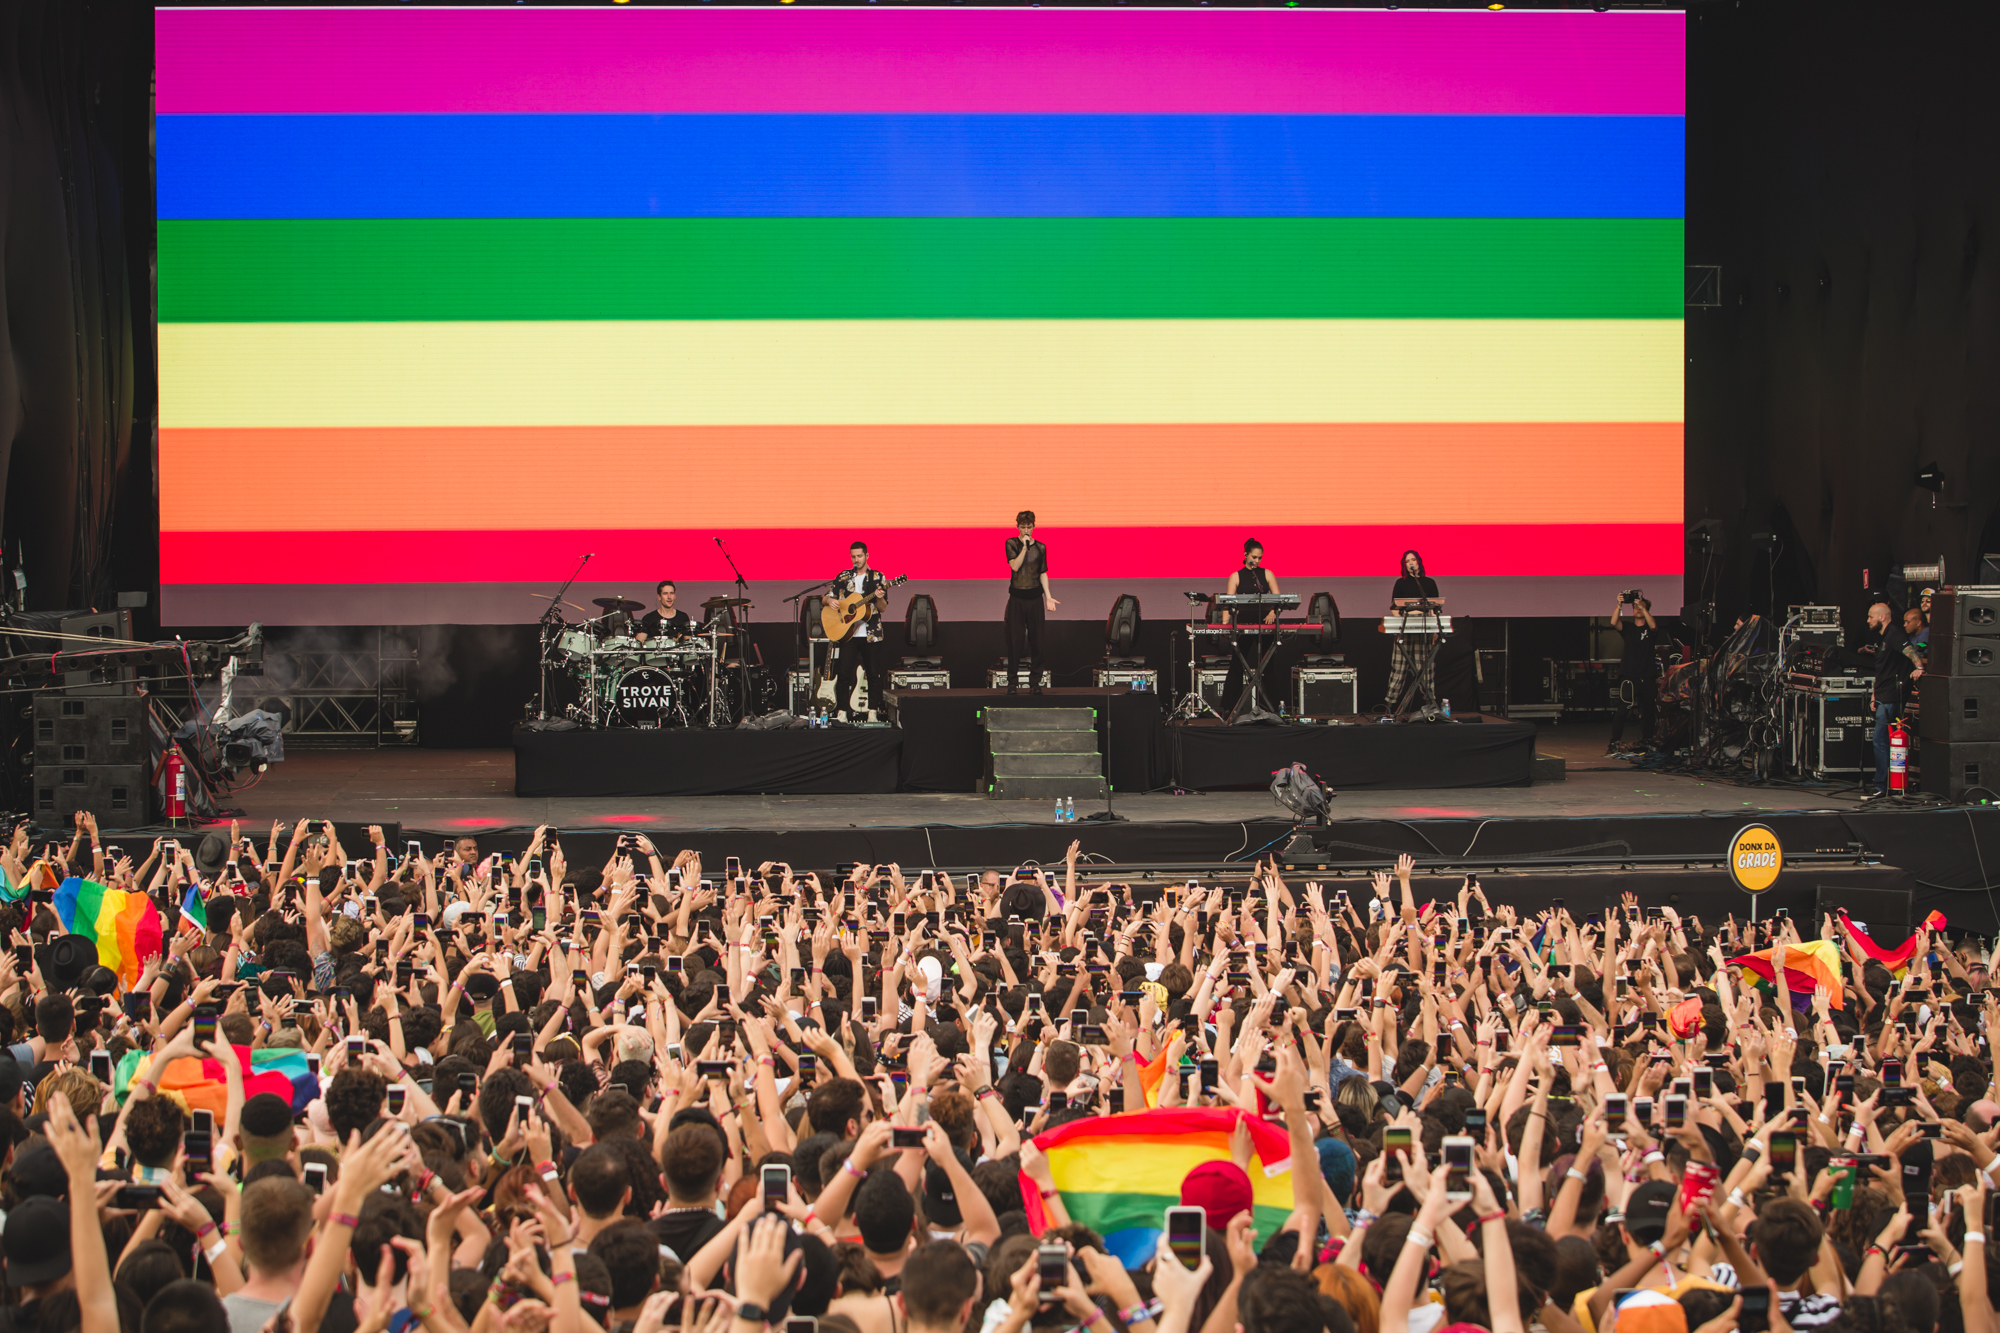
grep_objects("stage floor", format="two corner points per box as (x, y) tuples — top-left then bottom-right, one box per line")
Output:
(227, 721), (1882, 832)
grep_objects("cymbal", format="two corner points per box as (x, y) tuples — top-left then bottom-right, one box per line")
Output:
(702, 596), (752, 609)
(529, 592), (587, 614)
(593, 596), (645, 613)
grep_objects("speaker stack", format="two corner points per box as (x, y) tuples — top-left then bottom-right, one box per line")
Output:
(1918, 587), (2000, 799)
(30, 610), (153, 824)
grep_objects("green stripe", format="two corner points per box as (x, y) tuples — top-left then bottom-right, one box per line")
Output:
(1062, 1191), (1292, 1244)
(160, 217), (1683, 322)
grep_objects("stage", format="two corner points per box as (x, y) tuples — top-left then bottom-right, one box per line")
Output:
(511, 687), (1539, 798)
(143, 723), (2000, 936)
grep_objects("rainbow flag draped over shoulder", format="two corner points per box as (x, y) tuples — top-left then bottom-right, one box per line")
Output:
(1839, 910), (1947, 979)
(54, 877), (163, 989)
(1033, 1108), (1294, 1268)
(1731, 937), (1844, 1012)
(114, 1045), (315, 1117)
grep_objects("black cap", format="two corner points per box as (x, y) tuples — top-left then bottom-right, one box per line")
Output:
(3, 1196), (72, 1285)
(920, 1148), (976, 1229)
(1624, 1180), (1678, 1244)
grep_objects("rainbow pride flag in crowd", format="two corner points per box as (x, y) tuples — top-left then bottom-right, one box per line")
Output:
(1030, 1108), (1293, 1267)
(1731, 937), (1845, 1012)
(115, 1044), (315, 1117)
(1840, 910), (1947, 979)
(54, 877), (163, 990)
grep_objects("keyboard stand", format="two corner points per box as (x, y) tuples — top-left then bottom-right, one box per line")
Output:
(1225, 627), (1285, 725)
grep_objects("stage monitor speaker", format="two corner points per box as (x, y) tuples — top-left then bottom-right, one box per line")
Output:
(1294, 666), (1359, 717)
(1814, 884), (1913, 932)
(1930, 587), (2000, 668)
(1918, 675), (2000, 743)
(35, 763), (149, 825)
(1918, 738), (2000, 800)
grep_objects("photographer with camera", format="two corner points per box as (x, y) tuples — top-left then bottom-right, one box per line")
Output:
(1608, 589), (1659, 755)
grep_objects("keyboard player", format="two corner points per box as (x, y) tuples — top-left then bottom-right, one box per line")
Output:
(1222, 538), (1282, 711)
(1384, 549), (1442, 711)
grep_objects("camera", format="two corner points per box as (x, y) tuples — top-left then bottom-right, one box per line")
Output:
(1622, 589), (1644, 604)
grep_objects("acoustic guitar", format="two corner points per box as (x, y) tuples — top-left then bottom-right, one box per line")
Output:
(821, 574), (908, 643)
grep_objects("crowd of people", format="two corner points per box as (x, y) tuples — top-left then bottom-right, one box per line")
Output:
(0, 816), (1990, 1333)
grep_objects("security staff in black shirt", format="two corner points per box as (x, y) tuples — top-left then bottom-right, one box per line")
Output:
(1863, 600), (1924, 799)
(1608, 591), (1659, 754)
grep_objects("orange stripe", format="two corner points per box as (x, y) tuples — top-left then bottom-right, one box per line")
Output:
(161, 422), (1680, 531)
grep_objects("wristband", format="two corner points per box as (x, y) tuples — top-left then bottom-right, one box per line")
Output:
(1950, 1261), (1966, 1277)
(1405, 1227), (1434, 1251)
(414, 1169), (437, 1196)
(205, 1240), (228, 1264)
(1648, 1241), (1666, 1258)
(1477, 1210), (1506, 1224)
(1642, 1151), (1665, 1166)
(195, 1221), (219, 1240)
(542, 1081), (559, 1097)
(410, 1309), (435, 1323)
(1041, 1187), (1060, 1200)
(842, 1158), (868, 1181)
(1604, 1212), (1625, 1225)
(1968, 1232), (1988, 1246)
(1081, 1310), (1107, 1330)
(537, 1160), (559, 1183)
(1726, 1189), (1746, 1209)
(1567, 1168), (1587, 1183)
(330, 1211), (361, 1229)
(1120, 1302), (1164, 1326)
(551, 1271), (576, 1287)
(1353, 1209), (1379, 1227)
(1866, 1245), (1885, 1258)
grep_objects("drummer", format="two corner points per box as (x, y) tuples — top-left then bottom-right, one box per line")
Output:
(636, 580), (694, 644)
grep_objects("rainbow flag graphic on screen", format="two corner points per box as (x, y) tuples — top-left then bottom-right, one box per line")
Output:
(156, 9), (1683, 627)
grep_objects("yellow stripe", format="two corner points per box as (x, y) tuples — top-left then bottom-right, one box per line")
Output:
(1047, 1139), (1293, 1209)
(159, 319), (1684, 429)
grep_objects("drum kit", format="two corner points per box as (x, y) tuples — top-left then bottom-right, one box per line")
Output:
(537, 594), (778, 728)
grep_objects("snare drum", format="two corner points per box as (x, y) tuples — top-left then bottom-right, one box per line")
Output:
(610, 664), (679, 727)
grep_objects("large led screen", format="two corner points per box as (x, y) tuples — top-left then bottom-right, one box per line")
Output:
(156, 7), (1684, 626)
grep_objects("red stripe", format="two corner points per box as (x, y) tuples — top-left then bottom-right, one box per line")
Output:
(164, 524), (1682, 585)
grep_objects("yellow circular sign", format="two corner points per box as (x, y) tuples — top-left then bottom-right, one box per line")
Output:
(1728, 823), (1784, 893)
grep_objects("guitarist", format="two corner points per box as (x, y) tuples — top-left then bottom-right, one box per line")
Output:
(830, 541), (891, 721)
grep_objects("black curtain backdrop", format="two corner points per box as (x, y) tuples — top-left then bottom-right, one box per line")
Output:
(1687, 0), (2000, 638)
(0, 0), (153, 619)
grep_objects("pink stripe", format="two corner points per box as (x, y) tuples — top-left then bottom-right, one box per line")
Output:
(156, 10), (1684, 117)
(162, 524), (1683, 584)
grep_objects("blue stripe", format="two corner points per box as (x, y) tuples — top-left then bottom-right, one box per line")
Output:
(158, 114), (1683, 220)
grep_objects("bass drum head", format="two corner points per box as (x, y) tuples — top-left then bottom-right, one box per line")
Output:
(611, 665), (679, 727)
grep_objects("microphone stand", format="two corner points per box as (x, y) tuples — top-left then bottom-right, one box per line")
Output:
(535, 552), (592, 721)
(714, 538), (754, 719)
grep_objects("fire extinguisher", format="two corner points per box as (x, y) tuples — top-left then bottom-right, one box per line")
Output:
(161, 745), (187, 821)
(1888, 718), (1910, 793)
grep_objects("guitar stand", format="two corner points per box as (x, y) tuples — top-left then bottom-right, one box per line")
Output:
(1225, 628), (1284, 724)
